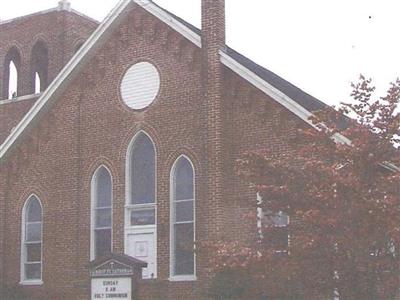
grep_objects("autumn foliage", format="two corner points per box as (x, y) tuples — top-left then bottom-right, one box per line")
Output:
(212, 76), (400, 300)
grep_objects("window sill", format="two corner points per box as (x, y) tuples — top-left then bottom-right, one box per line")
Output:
(169, 275), (197, 282)
(0, 93), (42, 105)
(20, 280), (43, 286)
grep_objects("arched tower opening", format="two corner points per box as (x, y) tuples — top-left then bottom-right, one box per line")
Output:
(2, 47), (22, 99)
(30, 40), (49, 94)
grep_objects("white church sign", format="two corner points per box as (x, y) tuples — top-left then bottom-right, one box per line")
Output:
(89, 253), (147, 300)
(91, 277), (131, 300)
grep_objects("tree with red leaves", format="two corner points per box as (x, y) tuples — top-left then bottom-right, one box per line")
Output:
(211, 76), (400, 300)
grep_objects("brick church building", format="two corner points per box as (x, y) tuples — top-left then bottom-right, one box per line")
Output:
(0, 0), (335, 299)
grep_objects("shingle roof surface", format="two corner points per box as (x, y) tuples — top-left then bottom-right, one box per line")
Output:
(153, 1), (327, 112)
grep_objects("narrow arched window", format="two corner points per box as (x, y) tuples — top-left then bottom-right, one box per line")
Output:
(3, 47), (21, 100)
(30, 40), (48, 94)
(91, 166), (112, 259)
(170, 156), (195, 278)
(21, 195), (43, 283)
(130, 132), (156, 223)
(34, 72), (41, 94)
(125, 131), (157, 279)
(9, 61), (18, 99)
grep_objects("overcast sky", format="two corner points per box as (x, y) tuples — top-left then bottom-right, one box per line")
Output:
(1, 0), (400, 106)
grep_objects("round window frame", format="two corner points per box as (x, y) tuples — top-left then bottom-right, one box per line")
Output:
(120, 61), (161, 111)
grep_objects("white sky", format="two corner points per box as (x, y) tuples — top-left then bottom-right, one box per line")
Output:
(2, 0), (400, 106)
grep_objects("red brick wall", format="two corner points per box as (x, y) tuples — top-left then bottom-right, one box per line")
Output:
(0, 9), (97, 99)
(0, 8), (97, 151)
(0, 7), (97, 298)
(0, 96), (38, 145)
(0, 4), (308, 300)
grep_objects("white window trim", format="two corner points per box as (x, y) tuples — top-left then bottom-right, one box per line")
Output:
(20, 194), (43, 285)
(169, 275), (197, 282)
(90, 165), (113, 261)
(124, 130), (158, 279)
(19, 279), (44, 286)
(169, 155), (196, 281)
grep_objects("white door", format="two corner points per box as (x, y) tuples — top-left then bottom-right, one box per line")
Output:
(126, 232), (156, 279)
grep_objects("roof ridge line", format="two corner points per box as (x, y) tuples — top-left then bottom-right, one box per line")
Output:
(0, 7), (59, 25)
(0, 6), (100, 26)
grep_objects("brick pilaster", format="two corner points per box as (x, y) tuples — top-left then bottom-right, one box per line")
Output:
(202, 0), (225, 241)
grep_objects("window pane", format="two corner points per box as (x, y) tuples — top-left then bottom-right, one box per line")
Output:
(131, 209), (155, 226)
(26, 243), (41, 262)
(27, 198), (42, 222)
(263, 211), (289, 227)
(96, 168), (112, 208)
(175, 201), (194, 223)
(174, 158), (193, 201)
(174, 223), (194, 275)
(95, 228), (111, 258)
(95, 208), (111, 228)
(25, 263), (41, 280)
(26, 223), (41, 242)
(131, 134), (155, 205)
(264, 227), (289, 251)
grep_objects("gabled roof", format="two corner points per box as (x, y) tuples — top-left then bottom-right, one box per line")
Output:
(152, 2), (326, 113)
(0, 0), (346, 160)
(224, 47), (327, 112)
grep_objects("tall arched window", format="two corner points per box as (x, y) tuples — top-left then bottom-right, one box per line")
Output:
(3, 47), (21, 100)
(91, 166), (113, 260)
(129, 132), (156, 223)
(125, 131), (157, 279)
(21, 195), (43, 284)
(170, 155), (195, 279)
(30, 40), (48, 94)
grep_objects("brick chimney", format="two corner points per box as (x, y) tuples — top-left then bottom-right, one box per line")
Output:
(58, 0), (71, 11)
(202, 0), (225, 51)
(202, 0), (225, 241)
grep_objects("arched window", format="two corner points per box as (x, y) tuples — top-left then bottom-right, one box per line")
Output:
(21, 195), (43, 283)
(125, 131), (157, 279)
(3, 47), (21, 99)
(30, 40), (48, 94)
(9, 61), (18, 99)
(170, 156), (195, 278)
(129, 132), (156, 221)
(91, 166), (113, 260)
(34, 72), (41, 94)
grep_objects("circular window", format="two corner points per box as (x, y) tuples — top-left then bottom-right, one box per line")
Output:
(120, 62), (160, 110)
